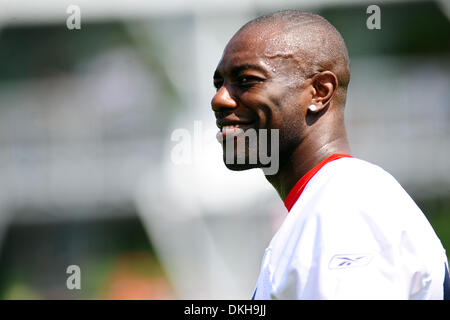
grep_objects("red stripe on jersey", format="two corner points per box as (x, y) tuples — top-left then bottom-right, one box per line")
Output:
(284, 153), (353, 212)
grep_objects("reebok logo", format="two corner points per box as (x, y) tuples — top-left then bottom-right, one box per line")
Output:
(328, 254), (373, 269)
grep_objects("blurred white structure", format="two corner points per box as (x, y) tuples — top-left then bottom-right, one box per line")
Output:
(0, 0), (448, 299)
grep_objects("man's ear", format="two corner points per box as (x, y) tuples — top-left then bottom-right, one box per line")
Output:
(309, 71), (338, 113)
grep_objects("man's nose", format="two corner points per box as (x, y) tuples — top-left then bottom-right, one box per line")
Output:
(211, 85), (237, 111)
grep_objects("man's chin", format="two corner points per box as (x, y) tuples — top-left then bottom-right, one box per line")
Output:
(222, 158), (280, 176)
(223, 161), (260, 171)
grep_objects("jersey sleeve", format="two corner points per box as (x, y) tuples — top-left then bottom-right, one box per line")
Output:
(271, 209), (411, 299)
(258, 159), (447, 300)
(271, 169), (442, 299)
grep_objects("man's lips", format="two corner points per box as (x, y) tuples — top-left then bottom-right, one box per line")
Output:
(216, 118), (254, 130)
(215, 122), (256, 143)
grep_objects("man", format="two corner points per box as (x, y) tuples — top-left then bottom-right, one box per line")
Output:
(211, 10), (449, 299)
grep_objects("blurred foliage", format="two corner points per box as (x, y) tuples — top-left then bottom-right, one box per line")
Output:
(0, 213), (174, 299)
(0, 21), (181, 113)
(320, 1), (450, 56)
(0, 23), (133, 81)
(418, 197), (450, 254)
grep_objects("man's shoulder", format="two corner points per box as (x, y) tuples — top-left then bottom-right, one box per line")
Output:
(300, 157), (442, 246)
(301, 156), (423, 225)
(321, 156), (393, 182)
(286, 156), (444, 255)
(311, 156), (402, 198)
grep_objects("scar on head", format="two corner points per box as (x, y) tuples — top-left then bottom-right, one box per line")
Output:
(264, 52), (295, 60)
(263, 51), (308, 76)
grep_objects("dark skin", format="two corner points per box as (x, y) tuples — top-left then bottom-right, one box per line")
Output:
(211, 23), (351, 201)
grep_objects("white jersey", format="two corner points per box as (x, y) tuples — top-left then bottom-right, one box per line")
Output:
(253, 155), (450, 299)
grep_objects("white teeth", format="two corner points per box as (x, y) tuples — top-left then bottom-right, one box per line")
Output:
(222, 125), (237, 131)
(222, 126), (244, 134)
(217, 125), (246, 143)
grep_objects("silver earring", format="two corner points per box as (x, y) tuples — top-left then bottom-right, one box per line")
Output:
(308, 104), (318, 112)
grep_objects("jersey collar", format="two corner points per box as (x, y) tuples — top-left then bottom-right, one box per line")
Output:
(284, 153), (352, 212)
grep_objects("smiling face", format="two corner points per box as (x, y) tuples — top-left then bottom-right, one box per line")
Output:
(211, 24), (314, 171)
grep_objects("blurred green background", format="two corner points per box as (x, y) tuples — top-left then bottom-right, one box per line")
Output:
(0, 0), (448, 299)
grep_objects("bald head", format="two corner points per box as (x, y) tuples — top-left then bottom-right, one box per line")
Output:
(212, 10), (352, 191)
(234, 10), (350, 106)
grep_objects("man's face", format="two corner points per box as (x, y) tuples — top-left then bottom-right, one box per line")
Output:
(211, 25), (311, 171)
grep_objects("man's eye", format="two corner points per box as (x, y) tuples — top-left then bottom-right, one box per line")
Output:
(237, 76), (261, 86)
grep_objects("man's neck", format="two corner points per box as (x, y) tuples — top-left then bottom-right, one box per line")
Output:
(265, 130), (351, 202)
